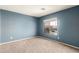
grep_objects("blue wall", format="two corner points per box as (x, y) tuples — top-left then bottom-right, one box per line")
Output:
(0, 9), (37, 43)
(0, 10), (1, 43)
(38, 6), (79, 47)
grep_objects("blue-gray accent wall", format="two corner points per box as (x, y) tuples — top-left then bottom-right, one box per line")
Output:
(38, 6), (79, 47)
(0, 9), (37, 43)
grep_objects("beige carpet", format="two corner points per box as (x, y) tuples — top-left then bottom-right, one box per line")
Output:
(0, 37), (79, 53)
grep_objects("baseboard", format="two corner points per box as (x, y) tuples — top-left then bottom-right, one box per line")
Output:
(36, 36), (79, 49)
(0, 36), (79, 50)
(0, 36), (34, 45)
(58, 42), (79, 49)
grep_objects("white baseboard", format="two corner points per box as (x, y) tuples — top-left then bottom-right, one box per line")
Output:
(36, 36), (79, 49)
(58, 42), (79, 49)
(0, 36), (79, 50)
(0, 36), (34, 45)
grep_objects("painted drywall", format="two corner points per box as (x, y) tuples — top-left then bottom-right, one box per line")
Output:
(38, 6), (79, 47)
(0, 10), (1, 43)
(1, 9), (37, 43)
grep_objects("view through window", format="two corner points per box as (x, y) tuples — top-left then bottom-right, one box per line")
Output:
(43, 18), (57, 35)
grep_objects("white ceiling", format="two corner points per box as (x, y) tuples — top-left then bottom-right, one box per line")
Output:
(0, 5), (76, 17)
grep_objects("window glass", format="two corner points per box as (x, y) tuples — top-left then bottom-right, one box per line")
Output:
(43, 18), (57, 35)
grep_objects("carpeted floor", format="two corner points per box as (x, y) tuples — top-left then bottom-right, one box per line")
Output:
(0, 37), (79, 53)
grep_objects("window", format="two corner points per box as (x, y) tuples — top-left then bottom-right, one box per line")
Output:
(43, 18), (57, 35)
